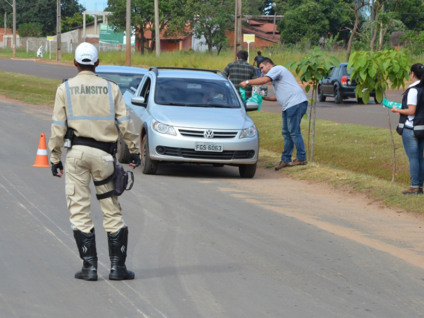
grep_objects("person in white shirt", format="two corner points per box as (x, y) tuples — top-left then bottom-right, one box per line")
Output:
(392, 63), (424, 195)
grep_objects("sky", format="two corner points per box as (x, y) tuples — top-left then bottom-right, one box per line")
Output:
(79, 0), (108, 12)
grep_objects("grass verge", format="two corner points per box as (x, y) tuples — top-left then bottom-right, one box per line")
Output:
(0, 62), (422, 214)
(250, 111), (423, 214)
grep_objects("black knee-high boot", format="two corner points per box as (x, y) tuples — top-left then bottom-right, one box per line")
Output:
(73, 228), (98, 281)
(107, 226), (135, 280)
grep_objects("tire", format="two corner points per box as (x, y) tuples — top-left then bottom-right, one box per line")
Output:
(318, 86), (326, 102)
(334, 86), (343, 104)
(116, 133), (130, 163)
(141, 134), (158, 175)
(239, 163), (257, 178)
(357, 97), (364, 104)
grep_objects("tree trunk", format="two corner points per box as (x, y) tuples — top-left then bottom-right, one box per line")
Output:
(346, 3), (365, 61)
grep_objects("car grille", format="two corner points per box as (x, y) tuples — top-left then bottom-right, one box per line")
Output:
(178, 129), (238, 139)
(157, 146), (255, 160)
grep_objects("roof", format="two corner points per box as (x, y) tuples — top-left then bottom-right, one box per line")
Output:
(151, 68), (227, 80)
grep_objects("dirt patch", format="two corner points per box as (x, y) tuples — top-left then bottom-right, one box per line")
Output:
(223, 166), (424, 269)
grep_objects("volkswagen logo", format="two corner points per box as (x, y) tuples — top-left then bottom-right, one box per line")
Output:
(204, 130), (214, 139)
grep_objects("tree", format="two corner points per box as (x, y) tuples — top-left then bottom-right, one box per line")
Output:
(15, 0), (84, 36)
(279, 0), (329, 45)
(387, 0), (424, 32)
(184, 0), (234, 54)
(107, 0), (186, 54)
(287, 49), (339, 162)
(278, 0), (354, 46)
(346, 0), (369, 61)
(349, 49), (409, 181)
(62, 12), (93, 33)
(18, 22), (43, 37)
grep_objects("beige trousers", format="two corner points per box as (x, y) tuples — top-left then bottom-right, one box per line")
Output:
(65, 145), (125, 233)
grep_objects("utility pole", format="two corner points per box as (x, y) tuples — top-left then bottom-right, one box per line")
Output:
(57, 0), (61, 61)
(233, 0), (242, 59)
(154, 0), (160, 56)
(125, 0), (131, 66)
(12, 0), (16, 58)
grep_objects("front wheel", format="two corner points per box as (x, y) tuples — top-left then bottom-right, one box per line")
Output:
(141, 134), (158, 175)
(239, 163), (257, 178)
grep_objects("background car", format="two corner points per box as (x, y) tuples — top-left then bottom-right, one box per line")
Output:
(96, 65), (147, 94)
(122, 67), (260, 178)
(318, 62), (377, 104)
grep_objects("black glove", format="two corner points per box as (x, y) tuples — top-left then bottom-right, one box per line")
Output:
(129, 153), (141, 167)
(51, 161), (63, 177)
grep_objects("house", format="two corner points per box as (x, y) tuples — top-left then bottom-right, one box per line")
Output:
(227, 18), (281, 49)
(135, 23), (193, 53)
(1, 27), (20, 49)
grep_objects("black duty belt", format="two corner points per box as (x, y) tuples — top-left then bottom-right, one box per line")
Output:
(73, 136), (116, 155)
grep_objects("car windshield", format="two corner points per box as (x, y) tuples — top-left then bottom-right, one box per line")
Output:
(96, 72), (144, 94)
(154, 77), (241, 108)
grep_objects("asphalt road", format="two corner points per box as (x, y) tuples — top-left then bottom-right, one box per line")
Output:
(0, 58), (401, 129)
(1, 94), (424, 317)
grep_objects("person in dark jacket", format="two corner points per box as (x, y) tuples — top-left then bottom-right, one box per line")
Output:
(392, 63), (424, 194)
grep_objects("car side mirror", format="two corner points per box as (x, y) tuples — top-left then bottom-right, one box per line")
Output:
(245, 101), (259, 112)
(131, 96), (146, 107)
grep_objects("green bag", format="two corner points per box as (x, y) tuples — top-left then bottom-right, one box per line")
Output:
(239, 87), (263, 110)
(382, 98), (401, 109)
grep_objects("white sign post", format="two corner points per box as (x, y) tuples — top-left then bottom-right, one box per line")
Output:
(243, 34), (255, 63)
(47, 36), (54, 59)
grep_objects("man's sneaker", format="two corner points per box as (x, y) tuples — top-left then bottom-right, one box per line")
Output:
(275, 161), (292, 171)
(402, 187), (423, 195)
(289, 159), (307, 166)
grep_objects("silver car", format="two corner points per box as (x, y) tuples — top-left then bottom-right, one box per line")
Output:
(122, 67), (259, 178)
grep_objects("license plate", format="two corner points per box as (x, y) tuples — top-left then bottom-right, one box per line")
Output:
(195, 143), (223, 152)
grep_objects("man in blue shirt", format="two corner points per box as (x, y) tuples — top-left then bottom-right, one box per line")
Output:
(240, 57), (308, 170)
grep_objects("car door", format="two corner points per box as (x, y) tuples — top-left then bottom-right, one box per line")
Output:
(321, 66), (335, 95)
(328, 66), (340, 96)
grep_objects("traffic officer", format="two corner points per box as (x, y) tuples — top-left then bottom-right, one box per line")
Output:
(48, 42), (141, 281)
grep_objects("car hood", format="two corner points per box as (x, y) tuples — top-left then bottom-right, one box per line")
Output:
(150, 106), (253, 129)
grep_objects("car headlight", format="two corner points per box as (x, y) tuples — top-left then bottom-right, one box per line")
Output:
(240, 125), (257, 139)
(152, 120), (177, 136)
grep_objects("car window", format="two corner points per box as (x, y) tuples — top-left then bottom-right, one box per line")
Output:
(329, 67), (337, 78)
(139, 77), (151, 105)
(97, 72), (144, 94)
(339, 65), (351, 76)
(154, 78), (241, 108)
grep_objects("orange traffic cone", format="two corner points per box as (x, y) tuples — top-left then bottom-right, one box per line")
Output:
(33, 133), (50, 168)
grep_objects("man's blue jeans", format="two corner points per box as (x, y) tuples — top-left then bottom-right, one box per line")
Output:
(402, 128), (424, 188)
(281, 101), (308, 162)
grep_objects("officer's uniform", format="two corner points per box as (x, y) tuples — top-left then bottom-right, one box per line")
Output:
(49, 70), (138, 233)
(48, 42), (139, 281)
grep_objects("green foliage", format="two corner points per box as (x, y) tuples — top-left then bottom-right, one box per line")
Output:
(62, 13), (93, 33)
(288, 48), (339, 92)
(401, 31), (424, 56)
(15, 0), (84, 36)
(348, 50), (409, 104)
(107, 0), (186, 53)
(18, 23), (44, 37)
(184, 0), (234, 54)
(279, 0), (328, 45)
(387, 0), (424, 32)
